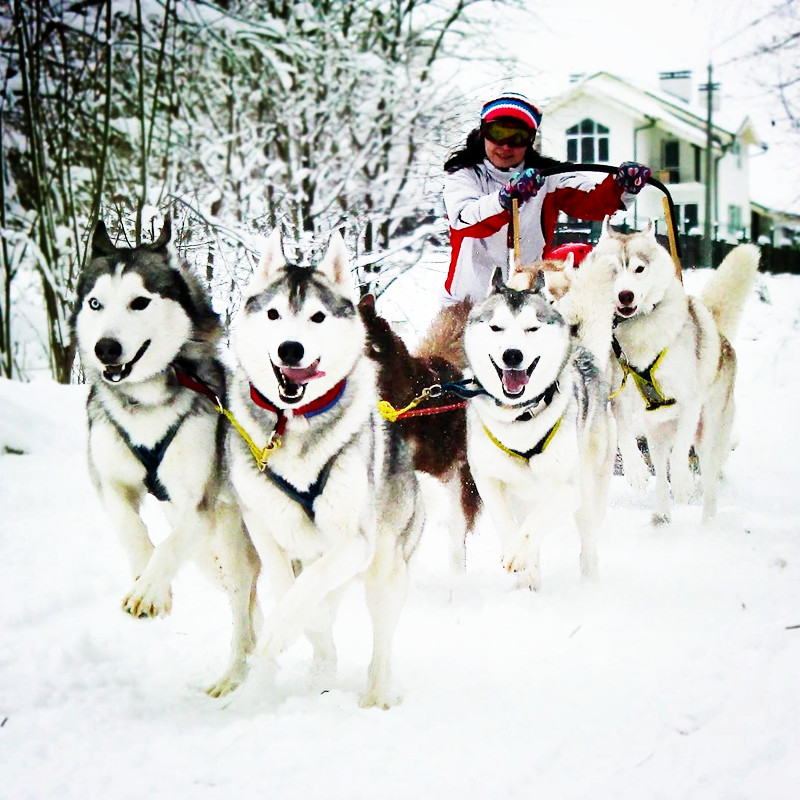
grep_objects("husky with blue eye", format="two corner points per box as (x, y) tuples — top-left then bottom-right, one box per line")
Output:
(71, 216), (260, 698)
(462, 257), (616, 591)
(226, 231), (423, 709)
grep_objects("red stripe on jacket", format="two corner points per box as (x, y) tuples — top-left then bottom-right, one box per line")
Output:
(445, 210), (510, 294)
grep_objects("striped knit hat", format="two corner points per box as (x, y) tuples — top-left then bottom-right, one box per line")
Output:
(480, 92), (542, 131)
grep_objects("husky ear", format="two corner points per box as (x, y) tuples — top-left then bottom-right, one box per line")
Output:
(256, 229), (287, 279)
(600, 215), (612, 240)
(562, 251), (575, 271)
(644, 219), (656, 239)
(318, 231), (352, 290)
(91, 220), (116, 258)
(152, 214), (172, 250)
(531, 268), (546, 294)
(490, 266), (506, 294)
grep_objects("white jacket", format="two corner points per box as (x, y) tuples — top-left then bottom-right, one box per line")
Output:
(442, 158), (628, 302)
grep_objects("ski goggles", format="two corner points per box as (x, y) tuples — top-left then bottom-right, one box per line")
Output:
(481, 121), (534, 148)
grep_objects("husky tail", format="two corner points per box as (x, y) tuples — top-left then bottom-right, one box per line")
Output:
(701, 243), (760, 341)
(415, 299), (472, 368)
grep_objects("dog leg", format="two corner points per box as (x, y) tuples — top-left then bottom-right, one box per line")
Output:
(100, 486), (154, 579)
(669, 401), (703, 504)
(613, 397), (650, 492)
(361, 538), (410, 710)
(199, 505), (261, 698)
(697, 394), (735, 523)
(121, 506), (207, 618)
(510, 482), (579, 591)
(648, 433), (673, 524)
(255, 536), (372, 661)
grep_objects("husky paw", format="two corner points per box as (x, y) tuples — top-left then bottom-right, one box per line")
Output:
(651, 512), (671, 526)
(503, 553), (542, 592)
(624, 460), (651, 493)
(205, 660), (250, 698)
(122, 580), (172, 618)
(359, 687), (399, 710)
(670, 467), (695, 504)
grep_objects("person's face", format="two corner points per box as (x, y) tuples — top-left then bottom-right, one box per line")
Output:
(484, 138), (527, 170)
(481, 119), (532, 170)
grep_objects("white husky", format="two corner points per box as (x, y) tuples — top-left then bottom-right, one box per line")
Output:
(592, 220), (759, 522)
(463, 259), (617, 591)
(71, 217), (260, 697)
(226, 231), (423, 708)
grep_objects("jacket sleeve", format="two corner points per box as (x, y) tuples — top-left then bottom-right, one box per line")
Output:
(540, 173), (626, 252)
(443, 167), (510, 237)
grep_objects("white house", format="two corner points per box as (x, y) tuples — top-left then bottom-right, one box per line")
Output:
(538, 71), (764, 244)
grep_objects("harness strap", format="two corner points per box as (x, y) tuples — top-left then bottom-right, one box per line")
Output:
(483, 416), (563, 463)
(610, 338), (676, 411)
(106, 409), (191, 502)
(262, 445), (344, 522)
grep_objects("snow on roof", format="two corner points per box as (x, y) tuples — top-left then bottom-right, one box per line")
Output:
(545, 71), (763, 151)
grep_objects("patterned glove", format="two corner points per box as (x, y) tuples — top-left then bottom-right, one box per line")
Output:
(616, 162), (652, 194)
(498, 167), (544, 210)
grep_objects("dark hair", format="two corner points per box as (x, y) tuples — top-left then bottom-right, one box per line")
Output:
(443, 126), (561, 174)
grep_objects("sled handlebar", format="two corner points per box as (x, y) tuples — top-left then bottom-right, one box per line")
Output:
(538, 163), (682, 259)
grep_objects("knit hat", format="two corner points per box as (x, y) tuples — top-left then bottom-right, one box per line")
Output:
(480, 92), (542, 131)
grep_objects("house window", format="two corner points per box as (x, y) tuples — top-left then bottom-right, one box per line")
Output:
(728, 205), (742, 235)
(693, 145), (702, 181)
(676, 203), (699, 233)
(663, 140), (680, 183)
(566, 119), (609, 164)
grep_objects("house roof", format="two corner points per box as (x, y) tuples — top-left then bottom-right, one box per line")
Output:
(545, 71), (764, 152)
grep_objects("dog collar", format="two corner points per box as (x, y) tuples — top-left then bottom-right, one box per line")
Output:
(610, 338), (676, 411)
(249, 378), (347, 421)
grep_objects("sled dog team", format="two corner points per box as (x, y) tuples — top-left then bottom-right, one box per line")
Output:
(71, 216), (759, 708)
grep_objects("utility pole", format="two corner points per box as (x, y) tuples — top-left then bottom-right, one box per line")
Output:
(701, 62), (717, 268)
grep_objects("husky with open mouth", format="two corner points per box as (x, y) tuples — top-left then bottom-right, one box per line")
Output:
(71, 217), (260, 697)
(226, 231), (423, 709)
(593, 220), (759, 523)
(462, 262), (616, 591)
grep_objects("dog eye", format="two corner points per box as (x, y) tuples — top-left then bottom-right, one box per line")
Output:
(525, 326), (539, 333)
(490, 325), (503, 332)
(635, 265), (645, 274)
(267, 308), (280, 320)
(311, 311), (326, 324)
(130, 297), (151, 311)
(88, 297), (102, 311)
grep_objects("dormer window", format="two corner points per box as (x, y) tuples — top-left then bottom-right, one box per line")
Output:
(566, 119), (609, 163)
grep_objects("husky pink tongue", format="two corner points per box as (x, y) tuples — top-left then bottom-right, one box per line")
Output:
(502, 369), (529, 395)
(280, 360), (325, 384)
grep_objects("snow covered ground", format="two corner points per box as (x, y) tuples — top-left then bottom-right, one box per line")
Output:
(2, 261), (799, 799)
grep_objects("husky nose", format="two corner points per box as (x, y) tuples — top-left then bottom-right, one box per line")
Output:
(278, 340), (304, 366)
(95, 337), (122, 364)
(618, 290), (635, 306)
(502, 348), (524, 368)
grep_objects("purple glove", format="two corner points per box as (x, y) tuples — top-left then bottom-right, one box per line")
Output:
(499, 167), (544, 211)
(616, 162), (652, 194)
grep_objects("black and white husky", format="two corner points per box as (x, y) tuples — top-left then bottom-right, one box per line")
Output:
(71, 217), (260, 697)
(593, 221), (759, 523)
(226, 231), (423, 709)
(463, 261), (616, 591)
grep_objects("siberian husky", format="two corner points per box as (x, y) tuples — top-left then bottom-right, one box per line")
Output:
(462, 260), (616, 590)
(226, 231), (423, 709)
(71, 217), (261, 697)
(360, 296), (480, 573)
(593, 220), (759, 522)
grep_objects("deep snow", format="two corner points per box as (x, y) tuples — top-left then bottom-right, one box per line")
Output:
(2, 260), (800, 799)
